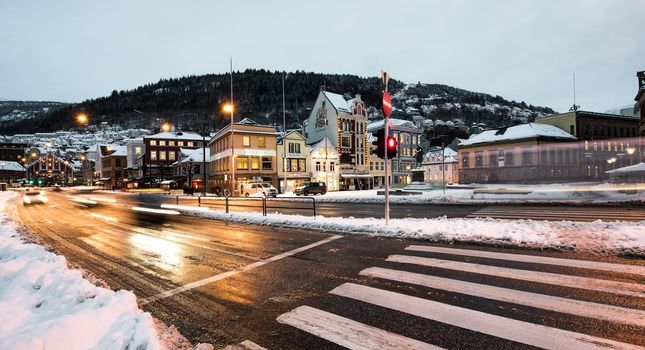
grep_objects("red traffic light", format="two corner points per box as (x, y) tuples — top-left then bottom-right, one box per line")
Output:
(387, 136), (397, 149)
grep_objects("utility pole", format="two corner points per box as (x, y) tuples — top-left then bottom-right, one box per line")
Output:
(230, 57), (236, 196)
(202, 122), (207, 196)
(442, 144), (446, 194)
(282, 71), (287, 194)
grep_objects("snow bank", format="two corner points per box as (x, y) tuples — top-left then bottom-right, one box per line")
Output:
(0, 192), (177, 350)
(273, 183), (645, 204)
(166, 205), (645, 256)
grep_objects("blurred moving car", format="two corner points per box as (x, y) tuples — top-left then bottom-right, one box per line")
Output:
(294, 182), (327, 196)
(241, 182), (278, 197)
(52, 184), (62, 192)
(23, 189), (47, 205)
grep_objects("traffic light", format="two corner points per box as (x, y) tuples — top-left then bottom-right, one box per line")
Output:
(387, 136), (398, 159)
(371, 129), (386, 159)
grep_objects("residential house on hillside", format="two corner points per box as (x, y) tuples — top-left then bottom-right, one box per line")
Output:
(276, 130), (311, 193)
(303, 91), (370, 191)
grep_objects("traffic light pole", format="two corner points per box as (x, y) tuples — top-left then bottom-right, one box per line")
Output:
(384, 115), (390, 225)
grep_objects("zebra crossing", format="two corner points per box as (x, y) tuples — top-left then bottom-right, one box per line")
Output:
(466, 206), (645, 221)
(276, 245), (645, 349)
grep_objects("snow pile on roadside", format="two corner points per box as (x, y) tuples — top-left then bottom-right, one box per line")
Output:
(0, 192), (185, 350)
(168, 205), (645, 255)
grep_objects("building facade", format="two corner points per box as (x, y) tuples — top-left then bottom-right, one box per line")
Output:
(209, 119), (278, 194)
(536, 110), (640, 140)
(143, 131), (204, 181)
(304, 91), (370, 190)
(309, 136), (340, 192)
(276, 130), (311, 193)
(459, 123), (578, 184)
(99, 146), (127, 189)
(635, 71), (645, 136)
(172, 147), (209, 191)
(422, 147), (459, 185)
(125, 138), (144, 180)
(368, 118), (424, 185)
(0, 143), (27, 162)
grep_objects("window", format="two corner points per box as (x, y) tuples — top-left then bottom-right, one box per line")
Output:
(243, 136), (250, 147)
(169, 151), (175, 161)
(298, 159), (306, 172)
(187, 141), (194, 147)
(370, 162), (374, 171)
(505, 149), (515, 166)
(315, 161), (321, 171)
(475, 151), (483, 167)
(159, 151), (166, 160)
(330, 162), (335, 171)
(570, 125), (574, 135)
(135, 147), (142, 155)
(262, 157), (272, 170)
(178, 141), (184, 147)
(150, 140), (157, 146)
(116, 158), (122, 167)
(169, 141), (175, 146)
(288, 159), (297, 172)
(522, 148), (532, 165)
(150, 151), (157, 160)
(159, 140), (166, 146)
(462, 152), (470, 168)
(237, 157), (249, 169)
(250, 157), (260, 170)
(258, 136), (266, 148)
(341, 136), (351, 148)
(288, 142), (300, 153)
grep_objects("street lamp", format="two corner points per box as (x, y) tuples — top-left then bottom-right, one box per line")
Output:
(161, 122), (172, 132)
(223, 103), (235, 195)
(76, 113), (89, 125)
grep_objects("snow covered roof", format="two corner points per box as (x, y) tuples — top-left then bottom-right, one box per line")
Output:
(368, 118), (418, 131)
(0, 161), (25, 172)
(460, 123), (576, 147)
(102, 145), (127, 157)
(322, 91), (351, 113)
(144, 131), (203, 141)
(175, 147), (210, 164)
(606, 162), (645, 175)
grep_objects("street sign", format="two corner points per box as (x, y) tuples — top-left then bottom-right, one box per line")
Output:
(382, 92), (392, 117)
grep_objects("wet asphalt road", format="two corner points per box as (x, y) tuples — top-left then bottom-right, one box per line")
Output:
(11, 190), (645, 349)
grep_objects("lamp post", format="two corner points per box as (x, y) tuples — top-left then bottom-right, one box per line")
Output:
(225, 57), (235, 196)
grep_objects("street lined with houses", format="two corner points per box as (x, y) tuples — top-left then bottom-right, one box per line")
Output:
(10, 190), (645, 349)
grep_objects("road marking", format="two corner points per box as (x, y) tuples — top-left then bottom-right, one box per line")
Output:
(330, 283), (643, 350)
(387, 255), (645, 298)
(139, 235), (343, 305)
(277, 305), (442, 350)
(223, 340), (268, 350)
(405, 245), (645, 277)
(89, 213), (119, 222)
(360, 267), (645, 328)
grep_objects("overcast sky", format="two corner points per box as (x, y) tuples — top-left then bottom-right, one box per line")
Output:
(1, 0), (643, 113)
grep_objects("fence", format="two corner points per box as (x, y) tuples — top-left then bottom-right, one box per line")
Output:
(175, 195), (316, 217)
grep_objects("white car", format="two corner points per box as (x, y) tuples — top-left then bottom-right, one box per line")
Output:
(23, 189), (48, 205)
(242, 183), (278, 197)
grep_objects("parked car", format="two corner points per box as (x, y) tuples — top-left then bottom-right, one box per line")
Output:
(294, 182), (327, 196)
(242, 182), (278, 197)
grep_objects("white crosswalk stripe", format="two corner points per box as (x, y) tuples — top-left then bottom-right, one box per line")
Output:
(388, 254), (645, 298)
(277, 245), (645, 349)
(360, 266), (645, 328)
(277, 305), (443, 350)
(405, 245), (645, 276)
(330, 283), (642, 350)
(223, 340), (268, 350)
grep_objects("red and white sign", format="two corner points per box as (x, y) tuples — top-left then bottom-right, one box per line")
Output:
(382, 91), (392, 117)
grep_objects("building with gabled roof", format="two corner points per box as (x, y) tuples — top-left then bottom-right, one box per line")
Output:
(303, 90), (370, 190)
